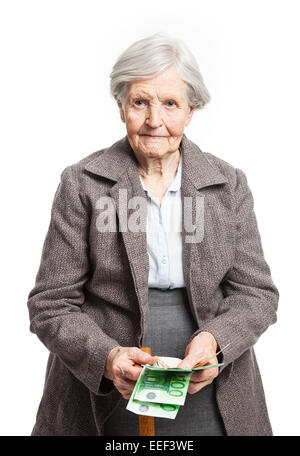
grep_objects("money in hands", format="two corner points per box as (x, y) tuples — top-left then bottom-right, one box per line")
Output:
(126, 356), (223, 419)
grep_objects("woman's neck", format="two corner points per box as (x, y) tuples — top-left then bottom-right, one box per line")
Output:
(137, 147), (181, 181)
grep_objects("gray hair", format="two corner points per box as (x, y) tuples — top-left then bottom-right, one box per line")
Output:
(109, 33), (210, 110)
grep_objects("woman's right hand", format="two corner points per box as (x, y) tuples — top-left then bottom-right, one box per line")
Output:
(103, 346), (158, 399)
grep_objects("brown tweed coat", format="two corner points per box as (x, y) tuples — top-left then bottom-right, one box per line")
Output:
(27, 133), (279, 436)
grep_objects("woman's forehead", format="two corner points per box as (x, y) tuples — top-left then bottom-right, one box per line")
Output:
(127, 81), (187, 101)
(128, 68), (184, 92)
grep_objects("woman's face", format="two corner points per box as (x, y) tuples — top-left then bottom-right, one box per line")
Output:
(118, 66), (195, 160)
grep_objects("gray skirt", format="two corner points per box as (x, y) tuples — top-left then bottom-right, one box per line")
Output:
(103, 287), (226, 436)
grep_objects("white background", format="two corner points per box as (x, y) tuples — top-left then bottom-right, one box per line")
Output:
(0, 0), (299, 436)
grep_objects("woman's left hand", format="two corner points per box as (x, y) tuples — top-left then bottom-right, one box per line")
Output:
(176, 331), (219, 394)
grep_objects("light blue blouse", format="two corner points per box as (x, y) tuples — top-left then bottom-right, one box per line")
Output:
(138, 156), (185, 290)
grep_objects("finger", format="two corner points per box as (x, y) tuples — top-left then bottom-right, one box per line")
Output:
(192, 349), (216, 365)
(177, 354), (199, 369)
(112, 360), (142, 381)
(190, 371), (209, 382)
(114, 375), (136, 395)
(193, 367), (218, 380)
(183, 342), (191, 358)
(177, 348), (213, 369)
(128, 347), (158, 366)
(188, 380), (212, 394)
(116, 377), (137, 389)
(123, 364), (143, 381)
(122, 389), (135, 400)
(189, 368), (218, 385)
(189, 375), (214, 385)
(118, 364), (125, 376)
(190, 367), (216, 380)
(116, 387), (135, 400)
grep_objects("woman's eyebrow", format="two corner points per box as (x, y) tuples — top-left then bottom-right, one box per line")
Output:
(129, 93), (151, 101)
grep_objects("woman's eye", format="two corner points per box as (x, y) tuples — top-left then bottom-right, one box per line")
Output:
(166, 100), (176, 107)
(134, 100), (145, 106)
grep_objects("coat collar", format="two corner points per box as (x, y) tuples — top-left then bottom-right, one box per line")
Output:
(84, 133), (228, 190)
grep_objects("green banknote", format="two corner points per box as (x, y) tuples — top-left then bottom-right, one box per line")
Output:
(126, 356), (224, 419)
(126, 365), (180, 419)
(126, 397), (180, 419)
(133, 365), (193, 406)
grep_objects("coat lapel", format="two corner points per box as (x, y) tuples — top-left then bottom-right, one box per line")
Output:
(109, 153), (150, 328)
(84, 134), (228, 331)
(85, 136), (150, 335)
(179, 134), (228, 324)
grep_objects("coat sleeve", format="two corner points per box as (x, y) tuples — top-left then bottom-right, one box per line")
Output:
(189, 168), (279, 373)
(27, 165), (119, 395)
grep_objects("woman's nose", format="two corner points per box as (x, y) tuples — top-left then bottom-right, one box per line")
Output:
(145, 106), (163, 128)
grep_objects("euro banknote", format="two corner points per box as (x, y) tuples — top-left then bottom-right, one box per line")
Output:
(126, 356), (224, 419)
(126, 396), (180, 419)
(133, 365), (193, 406)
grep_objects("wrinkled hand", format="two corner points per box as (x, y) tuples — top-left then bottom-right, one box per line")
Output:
(104, 346), (158, 399)
(177, 331), (219, 394)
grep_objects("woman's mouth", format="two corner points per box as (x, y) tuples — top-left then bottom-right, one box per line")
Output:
(141, 135), (166, 139)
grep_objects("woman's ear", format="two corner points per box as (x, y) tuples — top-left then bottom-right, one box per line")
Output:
(117, 100), (126, 123)
(185, 106), (195, 126)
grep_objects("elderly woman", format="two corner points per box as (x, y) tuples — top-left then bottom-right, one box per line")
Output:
(27, 33), (279, 436)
